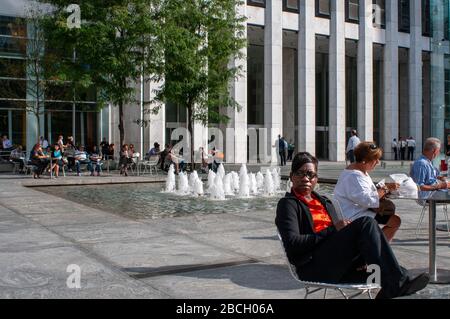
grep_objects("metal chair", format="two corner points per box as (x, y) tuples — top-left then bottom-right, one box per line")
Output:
(415, 201), (450, 238)
(276, 232), (380, 299)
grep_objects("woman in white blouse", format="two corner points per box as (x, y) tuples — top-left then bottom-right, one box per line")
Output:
(333, 142), (401, 242)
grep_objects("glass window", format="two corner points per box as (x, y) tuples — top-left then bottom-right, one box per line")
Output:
(0, 35), (26, 55)
(247, 44), (264, 125)
(373, 0), (385, 29)
(0, 79), (26, 99)
(398, 0), (410, 33)
(283, 0), (299, 13)
(247, 0), (265, 8)
(0, 16), (26, 37)
(316, 0), (331, 18)
(0, 57), (26, 78)
(346, 0), (359, 23)
(422, 0), (431, 36)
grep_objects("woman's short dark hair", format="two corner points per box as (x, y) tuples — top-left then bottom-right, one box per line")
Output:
(291, 152), (318, 173)
(354, 142), (383, 163)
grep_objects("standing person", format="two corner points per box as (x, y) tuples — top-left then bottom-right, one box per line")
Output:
(399, 137), (407, 161)
(275, 152), (429, 299)
(345, 130), (360, 164)
(39, 136), (49, 149)
(278, 135), (287, 166)
(119, 144), (130, 176)
(287, 140), (295, 161)
(392, 138), (398, 161)
(407, 136), (416, 161)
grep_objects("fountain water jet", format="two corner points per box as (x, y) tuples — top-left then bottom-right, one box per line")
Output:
(165, 165), (176, 192)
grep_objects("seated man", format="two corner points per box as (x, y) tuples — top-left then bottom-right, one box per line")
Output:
(2, 135), (13, 151)
(73, 146), (90, 176)
(276, 152), (429, 299)
(410, 137), (450, 191)
(88, 146), (103, 176)
(10, 145), (24, 172)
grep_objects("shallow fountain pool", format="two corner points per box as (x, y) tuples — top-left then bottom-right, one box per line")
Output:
(34, 182), (335, 220)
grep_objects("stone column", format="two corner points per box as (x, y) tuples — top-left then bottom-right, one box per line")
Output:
(226, 1), (247, 164)
(149, 79), (165, 151)
(383, 0), (399, 159)
(431, 0), (446, 145)
(409, 0), (423, 157)
(298, 0), (316, 155)
(264, 0), (283, 164)
(329, 0), (346, 161)
(357, 0), (374, 142)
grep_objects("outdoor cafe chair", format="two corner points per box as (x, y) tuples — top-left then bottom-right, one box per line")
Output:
(276, 231), (380, 299)
(415, 201), (450, 238)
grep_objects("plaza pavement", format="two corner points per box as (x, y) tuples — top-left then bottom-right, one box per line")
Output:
(0, 161), (449, 299)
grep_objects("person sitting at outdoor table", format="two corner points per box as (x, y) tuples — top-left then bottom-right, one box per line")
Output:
(167, 147), (185, 174)
(100, 137), (109, 160)
(50, 144), (65, 178)
(30, 143), (49, 179)
(119, 144), (130, 176)
(160, 144), (171, 171)
(10, 145), (24, 172)
(148, 142), (160, 157)
(410, 137), (450, 191)
(88, 145), (102, 176)
(2, 134), (13, 151)
(275, 152), (430, 299)
(73, 146), (90, 176)
(333, 142), (401, 242)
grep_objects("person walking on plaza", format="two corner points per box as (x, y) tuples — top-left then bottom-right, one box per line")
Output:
(287, 140), (295, 161)
(407, 136), (416, 161)
(399, 137), (407, 161)
(278, 135), (287, 166)
(345, 129), (360, 163)
(392, 138), (398, 161)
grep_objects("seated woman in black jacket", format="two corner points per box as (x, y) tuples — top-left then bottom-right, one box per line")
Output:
(275, 152), (429, 299)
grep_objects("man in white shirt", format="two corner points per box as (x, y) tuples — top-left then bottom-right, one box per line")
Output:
(407, 136), (416, 161)
(345, 130), (360, 163)
(391, 138), (398, 161)
(39, 136), (49, 149)
(2, 135), (13, 150)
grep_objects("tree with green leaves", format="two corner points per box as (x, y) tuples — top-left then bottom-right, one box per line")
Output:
(39, 0), (163, 148)
(155, 0), (246, 168)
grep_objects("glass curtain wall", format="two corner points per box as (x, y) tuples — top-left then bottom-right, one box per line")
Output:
(430, 0), (450, 149)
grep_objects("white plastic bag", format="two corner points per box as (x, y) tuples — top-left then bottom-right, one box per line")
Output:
(399, 178), (419, 198)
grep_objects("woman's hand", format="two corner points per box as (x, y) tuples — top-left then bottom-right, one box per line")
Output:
(335, 219), (351, 231)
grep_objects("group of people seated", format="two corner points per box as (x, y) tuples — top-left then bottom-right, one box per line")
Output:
(145, 141), (224, 174)
(276, 137), (450, 299)
(28, 135), (104, 178)
(119, 143), (139, 176)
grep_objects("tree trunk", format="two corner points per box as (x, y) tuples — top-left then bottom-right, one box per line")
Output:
(118, 100), (125, 149)
(187, 104), (195, 171)
(35, 98), (40, 144)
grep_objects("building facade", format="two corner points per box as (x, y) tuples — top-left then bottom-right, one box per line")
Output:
(1, 0), (450, 163)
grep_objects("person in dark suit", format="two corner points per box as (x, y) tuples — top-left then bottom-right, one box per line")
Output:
(275, 152), (429, 299)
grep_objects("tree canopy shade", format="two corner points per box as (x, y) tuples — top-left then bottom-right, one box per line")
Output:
(39, 0), (164, 147)
(156, 0), (246, 167)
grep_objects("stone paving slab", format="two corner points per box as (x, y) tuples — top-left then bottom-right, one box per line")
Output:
(188, 227), (280, 260)
(87, 234), (245, 274)
(50, 220), (166, 244)
(0, 246), (168, 299)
